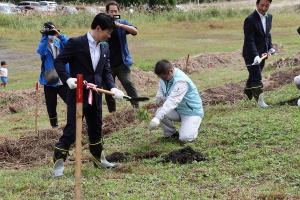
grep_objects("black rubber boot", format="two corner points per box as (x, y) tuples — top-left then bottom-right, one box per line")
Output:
(50, 117), (58, 128)
(53, 146), (69, 163)
(252, 87), (263, 102)
(244, 88), (253, 100)
(89, 141), (117, 169)
(89, 141), (103, 168)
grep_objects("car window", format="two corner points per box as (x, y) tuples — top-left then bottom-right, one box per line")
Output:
(31, 2), (39, 6)
(19, 2), (30, 6)
(39, 2), (47, 5)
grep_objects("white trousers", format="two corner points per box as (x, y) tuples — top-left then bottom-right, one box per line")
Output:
(157, 109), (202, 142)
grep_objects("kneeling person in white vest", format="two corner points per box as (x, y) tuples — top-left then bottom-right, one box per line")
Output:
(149, 59), (204, 142)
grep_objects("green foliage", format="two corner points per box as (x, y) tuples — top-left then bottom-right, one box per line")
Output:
(135, 107), (151, 121)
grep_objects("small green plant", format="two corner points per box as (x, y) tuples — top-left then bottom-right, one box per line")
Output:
(135, 107), (151, 121)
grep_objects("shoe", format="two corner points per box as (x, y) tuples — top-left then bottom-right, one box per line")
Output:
(53, 146), (69, 178)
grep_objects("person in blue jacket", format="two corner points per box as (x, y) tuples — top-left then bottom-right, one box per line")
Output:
(37, 22), (69, 128)
(105, 1), (139, 112)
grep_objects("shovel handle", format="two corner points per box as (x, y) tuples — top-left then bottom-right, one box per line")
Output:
(95, 88), (131, 99)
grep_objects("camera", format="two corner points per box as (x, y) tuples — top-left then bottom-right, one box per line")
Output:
(113, 15), (121, 20)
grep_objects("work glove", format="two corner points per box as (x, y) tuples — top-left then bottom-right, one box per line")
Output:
(149, 117), (160, 130)
(66, 78), (77, 89)
(110, 88), (124, 99)
(294, 75), (300, 90)
(268, 48), (276, 56)
(253, 56), (263, 65)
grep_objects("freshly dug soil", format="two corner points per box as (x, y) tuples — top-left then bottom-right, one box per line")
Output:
(162, 146), (206, 164)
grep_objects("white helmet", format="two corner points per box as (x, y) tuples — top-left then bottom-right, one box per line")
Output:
(294, 75), (300, 89)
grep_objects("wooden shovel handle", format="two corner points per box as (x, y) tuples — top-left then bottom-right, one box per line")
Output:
(94, 88), (131, 99)
(95, 88), (115, 96)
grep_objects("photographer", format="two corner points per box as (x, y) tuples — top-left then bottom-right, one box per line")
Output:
(105, 1), (139, 112)
(36, 22), (69, 128)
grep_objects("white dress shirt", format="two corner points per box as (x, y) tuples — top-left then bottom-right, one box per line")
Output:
(87, 32), (101, 71)
(256, 9), (267, 33)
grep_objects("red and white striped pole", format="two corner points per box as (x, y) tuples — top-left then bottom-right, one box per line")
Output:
(35, 82), (39, 137)
(75, 74), (83, 200)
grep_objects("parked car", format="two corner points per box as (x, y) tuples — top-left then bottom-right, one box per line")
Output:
(39, 1), (57, 12)
(17, 1), (40, 12)
(0, 2), (16, 14)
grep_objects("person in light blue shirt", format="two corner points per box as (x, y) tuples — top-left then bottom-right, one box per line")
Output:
(149, 60), (204, 142)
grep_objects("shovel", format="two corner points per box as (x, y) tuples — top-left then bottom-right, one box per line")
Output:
(246, 54), (268, 67)
(95, 88), (150, 102)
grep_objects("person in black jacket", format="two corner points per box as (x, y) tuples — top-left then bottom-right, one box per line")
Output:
(242, 0), (275, 108)
(53, 13), (125, 177)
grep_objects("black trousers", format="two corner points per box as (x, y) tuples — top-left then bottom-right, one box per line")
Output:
(105, 63), (138, 112)
(244, 60), (265, 100)
(246, 60), (265, 89)
(55, 93), (102, 149)
(44, 85), (67, 126)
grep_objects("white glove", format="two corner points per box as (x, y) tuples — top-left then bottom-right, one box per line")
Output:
(268, 48), (276, 56)
(253, 56), (262, 65)
(66, 78), (77, 89)
(110, 88), (124, 99)
(149, 117), (160, 130)
(294, 75), (300, 90)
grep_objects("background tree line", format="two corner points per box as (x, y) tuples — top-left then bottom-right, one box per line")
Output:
(12, 0), (227, 7)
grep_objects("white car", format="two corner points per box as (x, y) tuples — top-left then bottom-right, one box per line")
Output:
(0, 2), (16, 14)
(17, 1), (40, 12)
(39, 1), (57, 12)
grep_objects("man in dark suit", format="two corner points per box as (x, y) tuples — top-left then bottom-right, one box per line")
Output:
(242, 0), (275, 108)
(53, 13), (124, 177)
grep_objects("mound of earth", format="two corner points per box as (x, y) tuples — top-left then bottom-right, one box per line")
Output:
(102, 107), (138, 135)
(0, 129), (61, 169)
(202, 67), (300, 105)
(162, 146), (206, 164)
(106, 152), (130, 162)
(172, 50), (242, 74)
(0, 88), (44, 114)
(267, 53), (300, 69)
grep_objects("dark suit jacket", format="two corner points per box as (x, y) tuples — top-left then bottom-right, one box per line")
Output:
(242, 10), (273, 65)
(54, 34), (115, 108)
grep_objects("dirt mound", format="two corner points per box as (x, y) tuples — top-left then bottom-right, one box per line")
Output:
(267, 54), (300, 69)
(106, 152), (130, 162)
(0, 129), (61, 169)
(131, 69), (157, 89)
(162, 146), (206, 164)
(201, 82), (245, 105)
(0, 88), (44, 114)
(102, 107), (138, 135)
(202, 67), (300, 105)
(172, 51), (242, 74)
(264, 68), (300, 91)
